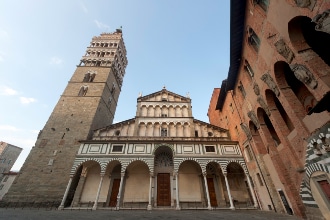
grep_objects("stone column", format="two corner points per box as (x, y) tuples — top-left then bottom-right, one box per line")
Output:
(147, 173), (153, 210)
(154, 174), (157, 207)
(246, 174), (258, 208)
(92, 174), (104, 210)
(224, 174), (235, 210)
(175, 172), (180, 210)
(116, 173), (125, 210)
(58, 177), (73, 210)
(203, 173), (212, 210)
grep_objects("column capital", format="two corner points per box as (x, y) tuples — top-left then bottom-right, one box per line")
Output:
(202, 172), (207, 177)
(121, 172), (125, 177)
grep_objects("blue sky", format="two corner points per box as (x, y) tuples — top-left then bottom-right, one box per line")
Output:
(0, 0), (230, 170)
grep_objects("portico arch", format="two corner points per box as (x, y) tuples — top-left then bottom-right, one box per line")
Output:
(122, 160), (150, 208)
(177, 160), (205, 208)
(226, 162), (251, 206)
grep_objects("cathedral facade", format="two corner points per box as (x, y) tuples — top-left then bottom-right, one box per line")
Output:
(59, 88), (255, 210)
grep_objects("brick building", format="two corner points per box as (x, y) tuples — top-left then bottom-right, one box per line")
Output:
(208, 1), (330, 219)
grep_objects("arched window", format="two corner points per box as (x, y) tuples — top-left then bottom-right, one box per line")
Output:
(274, 61), (317, 115)
(78, 85), (88, 96)
(257, 108), (281, 147)
(289, 16), (330, 66)
(111, 82), (116, 94)
(83, 72), (90, 82)
(265, 89), (294, 132)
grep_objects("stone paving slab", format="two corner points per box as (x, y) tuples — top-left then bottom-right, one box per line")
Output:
(0, 209), (302, 220)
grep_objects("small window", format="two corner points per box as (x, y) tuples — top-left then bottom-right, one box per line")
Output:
(78, 85), (88, 96)
(111, 82), (116, 94)
(238, 81), (246, 98)
(257, 173), (264, 186)
(162, 98), (167, 102)
(208, 132), (213, 137)
(244, 60), (254, 78)
(112, 145), (123, 152)
(247, 27), (260, 52)
(195, 130), (199, 137)
(89, 73), (96, 82)
(83, 72), (90, 82)
(161, 128), (167, 137)
(3, 176), (9, 182)
(205, 146), (215, 152)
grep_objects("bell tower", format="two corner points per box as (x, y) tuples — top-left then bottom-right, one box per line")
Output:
(5, 29), (128, 202)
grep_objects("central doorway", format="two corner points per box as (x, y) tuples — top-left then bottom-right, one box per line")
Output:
(157, 173), (171, 206)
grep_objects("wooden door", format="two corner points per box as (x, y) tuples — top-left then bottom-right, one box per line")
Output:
(109, 179), (120, 207)
(157, 173), (171, 206)
(318, 180), (330, 200)
(207, 178), (218, 207)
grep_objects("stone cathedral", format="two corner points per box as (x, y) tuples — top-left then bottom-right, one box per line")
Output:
(59, 87), (256, 210)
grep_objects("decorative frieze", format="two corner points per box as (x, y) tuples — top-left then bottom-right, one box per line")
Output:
(247, 111), (260, 129)
(257, 96), (271, 116)
(261, 73), (280, 97)
(313, 10), (330, 34)
(289, 64), (318, 89)
(274, 39), (294, 63)
(294, 0), (315, 10)
(240, 123), (252, 139)
(253, 83), (260, 96)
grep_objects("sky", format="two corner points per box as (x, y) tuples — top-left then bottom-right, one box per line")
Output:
(0, 0), (230, 171)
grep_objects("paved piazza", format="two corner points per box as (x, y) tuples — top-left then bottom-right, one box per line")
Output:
(0, 209), (301, 220)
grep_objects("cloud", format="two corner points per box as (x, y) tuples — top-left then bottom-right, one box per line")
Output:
(0, 125), (20, 132)
(80, 2), (88, 13)
(20, 97), (37, 104)
(0, 85), (18, 96)
(50, 56), (63, 65)
(94, 20), (110, 31)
